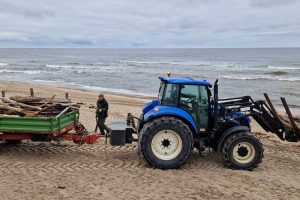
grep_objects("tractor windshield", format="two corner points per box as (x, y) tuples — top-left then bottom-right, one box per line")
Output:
(160, 83), (179, 106)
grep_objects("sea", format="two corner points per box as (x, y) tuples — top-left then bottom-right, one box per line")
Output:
(0, 48), (299, 113)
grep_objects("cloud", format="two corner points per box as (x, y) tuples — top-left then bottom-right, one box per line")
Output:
(0, 0), (299, 47)
(0, 32), (29, 42)
(249, 0), (298, 8)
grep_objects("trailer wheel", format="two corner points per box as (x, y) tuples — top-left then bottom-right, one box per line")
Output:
(6, 140), (22, 144)
(222, 132), (263, 170)
(140, 117), (193, 169)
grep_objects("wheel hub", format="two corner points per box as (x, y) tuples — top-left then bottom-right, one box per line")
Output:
(232, 142), (255, 164)
(162, 139), (171, 148)
(151, 130), (183, 160)
(237, 146), (248, 157)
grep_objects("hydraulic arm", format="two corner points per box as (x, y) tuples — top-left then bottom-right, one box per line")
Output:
(219, 95), (300, 142)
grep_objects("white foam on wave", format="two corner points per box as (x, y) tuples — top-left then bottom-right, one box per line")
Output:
(45, 64), (111, 70)
(0, 62), (9, 66)
(33, 79), (155, 97)
(34, 79), (57, 83)
(278, 77), (300, 81)
(77, 84), (155, 97)
(45, 64), (73, 69)
(267, 65), (300, 70)
(0, 69), (41, 75)
(34, 79), (70, 84)
(24, 70), (41, 75)
(121, 60), (211, 66)
(221, 74), (300, 82)
(75, 70), (85, 74)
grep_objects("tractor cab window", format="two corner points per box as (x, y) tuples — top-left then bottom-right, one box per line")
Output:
(161, 83), (179, 106)
(179, 85), (209, 132)
(158, 82), (165, 100)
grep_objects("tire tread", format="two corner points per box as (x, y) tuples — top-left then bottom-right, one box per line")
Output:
(140, 117), (193, 169)
(221, 131), (263, 170)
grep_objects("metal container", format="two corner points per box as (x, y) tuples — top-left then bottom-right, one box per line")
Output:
(109, 121), (134, 146)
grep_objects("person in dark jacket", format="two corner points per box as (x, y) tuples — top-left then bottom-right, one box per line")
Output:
(96, 94), (110, 135)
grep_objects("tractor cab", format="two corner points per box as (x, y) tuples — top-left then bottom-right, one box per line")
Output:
(158, 77), (212, 134)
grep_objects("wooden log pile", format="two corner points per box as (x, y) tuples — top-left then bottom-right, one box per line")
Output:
(264, 93), (300, 132)
(0, 95), (82, 117)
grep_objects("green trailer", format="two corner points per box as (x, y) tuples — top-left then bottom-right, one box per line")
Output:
(0, 110), (100, 144)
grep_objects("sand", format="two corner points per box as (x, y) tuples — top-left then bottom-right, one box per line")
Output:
(0, 80), (299, 200)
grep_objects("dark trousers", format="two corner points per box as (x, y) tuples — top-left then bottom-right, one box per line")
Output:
(97, 117), (110, 135)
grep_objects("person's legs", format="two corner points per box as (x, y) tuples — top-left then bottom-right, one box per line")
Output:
(98, 117), (110, 135)
(98, 118), (106, 135)
(102, 118), (110, 133)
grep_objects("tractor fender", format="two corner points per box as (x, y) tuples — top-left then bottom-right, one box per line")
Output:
(217, 126), (250, 153)
(143, 106), (197, 134)
(142, 99), (158, 114)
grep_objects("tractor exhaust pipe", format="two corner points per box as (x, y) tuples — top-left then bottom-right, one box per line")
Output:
(213, 79), (219, 129)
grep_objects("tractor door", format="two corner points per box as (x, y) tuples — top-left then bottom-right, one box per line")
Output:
(179, 85), (209, 134)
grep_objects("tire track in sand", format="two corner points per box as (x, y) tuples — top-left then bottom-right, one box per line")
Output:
(1, 140), (299, 175)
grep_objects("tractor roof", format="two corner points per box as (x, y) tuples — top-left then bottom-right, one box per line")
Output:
(159, 77), (212, 87)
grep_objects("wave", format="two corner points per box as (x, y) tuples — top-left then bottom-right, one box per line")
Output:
(220, 74), (300, 82)
(277, 77), (300, 82)
(34, 79), (70, 84)
(75, 84), (155, 97)
(33, 79), (155, 97)
(45, 64), (110, 70)
(75, 70), (86, 74)
(121, 60), (211, 67)
(0, 69), (41, 75)
(121, 60), (266, 71)
(0, 62), (9, 66)
(267, 65), (300, 70)
(45, 64), (73, 69)
(66, 62), (80, 65)
(267, 71), (289, 76)
(87, 62), (106, 66)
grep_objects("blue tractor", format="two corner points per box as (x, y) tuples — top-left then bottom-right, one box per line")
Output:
(109, 75), (299, 170)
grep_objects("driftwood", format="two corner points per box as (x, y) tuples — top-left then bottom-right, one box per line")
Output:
(264, 93), (300, 131)
(0, 97), (42, 111)
(41, 95), (56, 107)
(0, 93), (80, 118)
(55, 107), (71, 119)
(0, 103), (28, 115)
(10, 96), (45, 103)
(278, 114), (300, 129)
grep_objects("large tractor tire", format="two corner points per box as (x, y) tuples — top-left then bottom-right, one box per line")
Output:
(140, 117), (193, 169)
(221, 132), (263, 170)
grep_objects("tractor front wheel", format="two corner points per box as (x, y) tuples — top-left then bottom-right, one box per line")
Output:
(140, 117), (193, 169)
(222, 132), (263, 170)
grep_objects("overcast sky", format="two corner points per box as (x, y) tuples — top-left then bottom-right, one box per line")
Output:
(0, 0), (300, 48)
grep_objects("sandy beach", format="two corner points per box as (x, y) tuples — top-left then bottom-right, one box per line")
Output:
(0, 80), (299, 200)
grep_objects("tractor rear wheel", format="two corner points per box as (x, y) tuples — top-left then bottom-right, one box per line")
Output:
(221, 132), (263, 170)
(140, 117), (193, 169)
